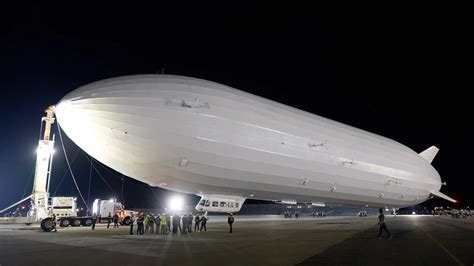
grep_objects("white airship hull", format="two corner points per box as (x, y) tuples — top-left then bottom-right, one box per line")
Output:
(55, 75), (442, 209)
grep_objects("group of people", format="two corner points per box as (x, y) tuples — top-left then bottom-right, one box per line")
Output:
(106, 213), (120, 228)
(312, 211), (326, 218)
(130, 212), (210, 235)
(283, 211), (326, 218)
(283, 211), (300, 218)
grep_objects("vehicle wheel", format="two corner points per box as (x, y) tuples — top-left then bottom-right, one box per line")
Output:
(60, 218), (70, 227)
(41, 218), (53, 232)
(71, 219), (82, 227)
(82, 218), (93, 226)
(121, 217), (131, 225)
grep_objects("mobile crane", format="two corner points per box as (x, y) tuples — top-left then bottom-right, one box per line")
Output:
(0, 106), (134, 231)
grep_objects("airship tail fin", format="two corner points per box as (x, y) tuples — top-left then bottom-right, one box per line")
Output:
(419, 146), (439, 164)
(430, 190), (456, 203)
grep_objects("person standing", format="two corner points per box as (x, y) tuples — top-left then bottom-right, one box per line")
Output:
(228, 213), (234, 233)
(137, 213), (144, 235)
(107, 212), (112, 228)
(172, 214), (179, 234)
(181, 214), (188, 234)
(177, 214), (182, 233)
(188, 213), (193, 233)
(376, 208), (391, 238)
(194, 214), (201, 232)
(155, 214), (161, 234)
(91, 213), (97, 230)
(149, 214), (155, 234)
(51, 214), (57, 232)
(166, 213), (171, 233)
(113, 213), (119, 228)
(144, 215), (150, 235)
(200, 215), (207, 232)
(160, 213), (167, 234)
(129, 214), (135, 235)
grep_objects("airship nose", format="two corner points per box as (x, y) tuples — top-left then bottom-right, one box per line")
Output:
(425, 165), (442, 191)
(55, 98), (74, 129)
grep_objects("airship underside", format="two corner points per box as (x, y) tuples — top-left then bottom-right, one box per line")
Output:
(55, 75), (452, 212)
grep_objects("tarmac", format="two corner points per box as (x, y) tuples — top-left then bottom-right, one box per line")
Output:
(0, 215), (472, 266)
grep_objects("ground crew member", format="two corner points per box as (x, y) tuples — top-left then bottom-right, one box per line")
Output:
(194, 214), (201, 232)
(144, 215), (150, 235)
(113, 213), (119, 228)
(172, 214), (179, 234)
(166, 213), (171, 233)
(137, 213), (144, 235)
(376, 208), (391, 238)
(177, 214), (182, 233)
(228, 213), (234, 233)
(107, 212), (112, 228)
(129, 214), (135, 235)
(150, 214), (154, 233)
(160, 213), (167, 234)
(91, 213), (97, 230)
(200, 215), (207, 232)
(51, 214), (57, 232)
(188, 212), (193, 233)
(181, 214), (188, 234)
(157, 215), (162, 234)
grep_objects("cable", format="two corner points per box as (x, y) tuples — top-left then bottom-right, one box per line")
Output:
(56, 122), (91, 213)
(81, 151), (118, 198)
(20, 165), (36, 198)
(52, 148), (80, 196)
(87, 158), (92, 208)
(148, 186), (163, 207)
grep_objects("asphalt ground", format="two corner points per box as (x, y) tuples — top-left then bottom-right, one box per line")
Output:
(0, 215), (472, 266)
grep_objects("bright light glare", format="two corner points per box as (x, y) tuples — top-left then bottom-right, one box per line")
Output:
(92, 199), (99, 215)
(168, 196), (184, 212)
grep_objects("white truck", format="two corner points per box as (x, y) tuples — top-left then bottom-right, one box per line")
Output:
(53, 198), (134, 228)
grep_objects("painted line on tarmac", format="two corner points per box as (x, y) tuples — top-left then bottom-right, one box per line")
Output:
(419, 227), (465, 266)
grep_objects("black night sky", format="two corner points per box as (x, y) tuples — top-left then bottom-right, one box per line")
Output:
(1, 3), (472, 212)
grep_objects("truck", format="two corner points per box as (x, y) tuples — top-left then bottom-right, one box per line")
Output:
(53, 198), (134, 227)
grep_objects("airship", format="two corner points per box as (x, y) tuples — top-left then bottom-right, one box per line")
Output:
(55, 74), (455, 213)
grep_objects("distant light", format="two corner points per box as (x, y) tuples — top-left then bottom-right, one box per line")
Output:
(168, 196), (184, 212)
(76, 208), (79, 212)
(412, 211), (416, 215)
(109, 198), (114, 203)
(249, 194), (254, 197)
